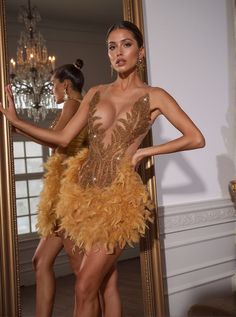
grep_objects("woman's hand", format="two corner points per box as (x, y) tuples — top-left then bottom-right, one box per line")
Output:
(0, 84), (19, 124)
(131, 148), (147, 170)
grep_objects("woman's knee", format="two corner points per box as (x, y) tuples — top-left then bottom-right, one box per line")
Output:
(32, 252), (52, 273)
(75, 273), (100, 302)
(32, 252), (39, 271)
(32, 253), (42, 272)
(32, 236), (63, 272)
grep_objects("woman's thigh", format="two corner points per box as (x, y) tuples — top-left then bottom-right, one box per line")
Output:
(78, 247), (123, 290)
(62, 238), (84, 273)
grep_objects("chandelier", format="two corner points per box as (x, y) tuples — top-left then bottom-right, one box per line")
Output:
(9, 0), (57, 122)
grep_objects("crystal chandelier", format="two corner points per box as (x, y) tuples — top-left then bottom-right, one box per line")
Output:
(9, 0), (57, 122)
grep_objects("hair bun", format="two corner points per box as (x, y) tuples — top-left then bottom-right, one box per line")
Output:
(74, 58), (84, 70)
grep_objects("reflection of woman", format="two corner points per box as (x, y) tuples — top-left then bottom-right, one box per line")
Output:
(13, 59), (88, 316)
(1, 21), (205, 316)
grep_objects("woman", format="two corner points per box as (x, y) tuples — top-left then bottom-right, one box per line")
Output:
(1, 21), (205, 317)
(32, 58), (88, 317)
(14, 58), (88, 316)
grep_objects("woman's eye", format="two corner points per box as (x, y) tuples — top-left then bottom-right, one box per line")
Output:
(124, 42), (132, 47)
(108, 45), (115, 50)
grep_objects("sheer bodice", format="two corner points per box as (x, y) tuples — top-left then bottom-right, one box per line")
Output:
(79, 91), (151, 188)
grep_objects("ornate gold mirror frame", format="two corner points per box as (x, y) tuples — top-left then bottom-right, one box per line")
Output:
(0, 0), (165, 316)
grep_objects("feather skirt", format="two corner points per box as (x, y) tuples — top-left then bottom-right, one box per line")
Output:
(36, 153), (68, 236)
(55, 149), (154, 253)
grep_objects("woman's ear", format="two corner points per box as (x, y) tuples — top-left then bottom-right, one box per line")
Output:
(63, 79), (70, 90)
(139, 46), (145, 59)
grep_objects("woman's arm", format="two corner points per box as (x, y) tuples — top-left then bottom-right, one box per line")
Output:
(13, 128), (57, 148)
(12, 99), (80, 148)
(0, 85), (94, 147)
(132, 87), (205, 165)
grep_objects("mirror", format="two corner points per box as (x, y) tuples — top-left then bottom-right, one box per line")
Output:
(0, 0), (165, 316)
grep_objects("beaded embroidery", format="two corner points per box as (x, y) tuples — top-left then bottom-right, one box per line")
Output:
(79, 91), (151, 188)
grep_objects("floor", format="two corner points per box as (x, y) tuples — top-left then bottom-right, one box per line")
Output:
(21, 257), (144, 317)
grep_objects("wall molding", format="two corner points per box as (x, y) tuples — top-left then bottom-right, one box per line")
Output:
(158, 199), (236, 297)
(166, 270), (235, 295)
(158, 198), (236, 234)
(164, 230), (235, 250)
(165, 255), (236, 279)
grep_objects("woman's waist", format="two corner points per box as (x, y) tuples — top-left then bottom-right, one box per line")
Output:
(79, 153), (133, 188)
(55, 143), (88, 157)
(86, 146), (135, 160)
(87, 140), (139, 160)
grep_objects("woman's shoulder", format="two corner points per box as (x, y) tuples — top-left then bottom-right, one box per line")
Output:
(143, 86), (176, 112)
(84, 84), (110, 98)
(145, 85), (169, 97)
(146, 86), (175, 104)
(81, 84), (110, 106)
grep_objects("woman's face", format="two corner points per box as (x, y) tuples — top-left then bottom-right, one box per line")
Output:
(107, 28), (143, 75)
(51, 76), (65, 104)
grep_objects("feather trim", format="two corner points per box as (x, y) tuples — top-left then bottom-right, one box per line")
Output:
(56, 149), (154, 253)
(36, 153), (65, 235)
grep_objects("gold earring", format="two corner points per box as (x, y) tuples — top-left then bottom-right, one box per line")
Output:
(63, 89), (69, 101)
(136, 57), (145, 72)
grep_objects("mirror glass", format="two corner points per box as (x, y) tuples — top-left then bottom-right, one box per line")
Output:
(6, 0), (144, 315)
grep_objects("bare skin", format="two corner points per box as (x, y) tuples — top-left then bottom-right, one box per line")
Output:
(100, 266), (122, 316)
(32, 235), (64, 317)
(60, 237), (122, 317)
(0, 28), (205, 317)
(72, 247), (123, 317)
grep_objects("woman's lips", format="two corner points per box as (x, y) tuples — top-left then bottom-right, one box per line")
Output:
(116, 59), (126, 66)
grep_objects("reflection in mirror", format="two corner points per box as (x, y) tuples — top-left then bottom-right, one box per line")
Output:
(5, 1), (151, 316)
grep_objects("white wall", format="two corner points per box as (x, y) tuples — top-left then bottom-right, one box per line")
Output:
(143, 0), (236, 206)
(143, 1), (236, 316)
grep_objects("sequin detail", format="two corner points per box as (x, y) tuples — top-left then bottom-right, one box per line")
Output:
(49, 109), (88, 156)
(79, 91), (151, 188)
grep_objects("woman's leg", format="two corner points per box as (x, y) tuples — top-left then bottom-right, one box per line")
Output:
(73, 247), (123, 317)
(32, 235), (63, 317)
(62, 238), (122, 317)
(62, 237), (83, 274)
(61, 237), (84, 317)
(100, 266), (122, 317)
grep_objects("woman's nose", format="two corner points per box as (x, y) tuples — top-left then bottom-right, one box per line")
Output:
(116, 45), (123, 56)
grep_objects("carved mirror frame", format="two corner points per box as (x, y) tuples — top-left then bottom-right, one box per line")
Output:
(0, 0), (165, 316)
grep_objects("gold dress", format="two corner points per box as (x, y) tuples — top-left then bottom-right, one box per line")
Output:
(36, 112), (88, 236)
(55, 91), (154, 253)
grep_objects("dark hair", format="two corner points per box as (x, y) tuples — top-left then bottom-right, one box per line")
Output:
(106, 20), (143, 48)
(53, 58), (84, 93)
